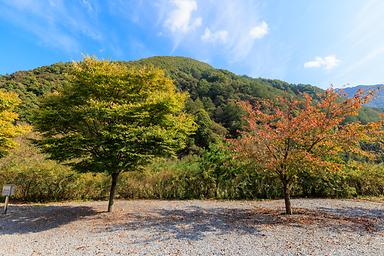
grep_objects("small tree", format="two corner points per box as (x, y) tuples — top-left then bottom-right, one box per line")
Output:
(34, 57), (196, 212)
(227, 89), (382, 214)
(0, 90), (30, 156)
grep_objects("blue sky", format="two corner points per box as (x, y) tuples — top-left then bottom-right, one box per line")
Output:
(0, 0), (383, 88)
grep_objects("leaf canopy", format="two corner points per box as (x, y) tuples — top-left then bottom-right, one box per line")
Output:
(34, 57), (196, 174)
(0, 89), (30, 157)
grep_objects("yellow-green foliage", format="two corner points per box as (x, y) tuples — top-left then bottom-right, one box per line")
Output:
(0, 90), (30, 157)
(1, 56), (380, 151)
(34, 57), (196, 175)
(117, 157), (202, 199)
(345, 162), (384, 196)
(0, 135), (109, 201)
(0, 135), (383, 202)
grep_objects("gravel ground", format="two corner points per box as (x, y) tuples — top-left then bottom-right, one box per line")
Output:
(0, 199), (383, 256)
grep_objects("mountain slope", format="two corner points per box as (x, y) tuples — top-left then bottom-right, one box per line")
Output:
(341, 84), (384, 109)
(0, 56), (382, 149)
(133, 56), (322, 99)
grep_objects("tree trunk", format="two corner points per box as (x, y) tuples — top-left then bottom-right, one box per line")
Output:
(108, 172), (120, 212)
(282, 180), (292, 215)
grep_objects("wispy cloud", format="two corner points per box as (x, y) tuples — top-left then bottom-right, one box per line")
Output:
(208, 1), (269, 62)
(163, 0), (202, 33)
(201, 28), (228, 43)
(160, 0), (269, 63)
(0, 0), (102, 53)
(249, 21), (268, 39)
(330, 47), (384, 85)
(304, 55), (340, 70)
(80, 0), (95, 13)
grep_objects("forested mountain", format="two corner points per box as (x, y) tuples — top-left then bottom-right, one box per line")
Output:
(0, 56), (382, 150)
(341, 84), (384, 109)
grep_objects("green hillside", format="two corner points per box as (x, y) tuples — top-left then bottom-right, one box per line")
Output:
(0, 56), (381, 149)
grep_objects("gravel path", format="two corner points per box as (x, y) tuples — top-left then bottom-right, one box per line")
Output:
(0, 199), (383, 256)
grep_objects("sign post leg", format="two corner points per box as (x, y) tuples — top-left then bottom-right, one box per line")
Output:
(3, 196), (9, 214)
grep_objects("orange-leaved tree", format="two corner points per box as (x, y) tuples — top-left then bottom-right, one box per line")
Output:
(227, 89), (383, 214)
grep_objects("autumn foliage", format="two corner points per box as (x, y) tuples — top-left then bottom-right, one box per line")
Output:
(227, 89), (383, 214)
(0, 90), (30, 157)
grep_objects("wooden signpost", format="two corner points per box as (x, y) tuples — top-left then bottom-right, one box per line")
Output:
(2, 184), (15, 214)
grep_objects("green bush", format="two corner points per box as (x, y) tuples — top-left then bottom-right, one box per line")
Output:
(0, 136), (383, 202)
(294, 168), (356, 198)
(0, 160), (110, 202)
(344, 163), (384, 196)
(0, 135), (110, 202)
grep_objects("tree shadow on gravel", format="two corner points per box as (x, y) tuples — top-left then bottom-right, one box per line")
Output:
(316, 206), (384, 218)
(311, 206), (384, 233)
(273, 207), (384, 234)
(100, 205), (384, 243)
(102, 206), (272, 242)
(0, 205), (98, 235)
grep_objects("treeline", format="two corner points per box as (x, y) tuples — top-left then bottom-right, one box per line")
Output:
(0, 137), (383, 202)
(0, 56), (382, 206)
(0, 56), (382, 150)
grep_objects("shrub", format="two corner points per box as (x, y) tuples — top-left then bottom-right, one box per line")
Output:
(0, 136), (382, 201)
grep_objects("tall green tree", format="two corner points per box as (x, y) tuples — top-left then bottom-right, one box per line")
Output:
(34, 57), (196, 212)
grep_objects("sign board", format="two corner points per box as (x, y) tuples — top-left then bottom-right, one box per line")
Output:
(2, 184), (16, 196)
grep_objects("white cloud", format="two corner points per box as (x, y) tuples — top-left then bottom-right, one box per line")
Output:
(249, 21), (268, 39)
(304, 55), (340, 70)
(201, 28), (228, 43)
(156, 1), (270, 60)
(164, 0), (202, 33)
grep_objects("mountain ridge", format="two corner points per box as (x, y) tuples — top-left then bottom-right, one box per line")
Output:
(341, 84), (384, 109)
(0, 56), (382, 149)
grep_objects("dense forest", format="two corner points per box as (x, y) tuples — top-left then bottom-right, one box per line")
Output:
(0, 56), (382, 150)
(0, 56), (383, 202)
